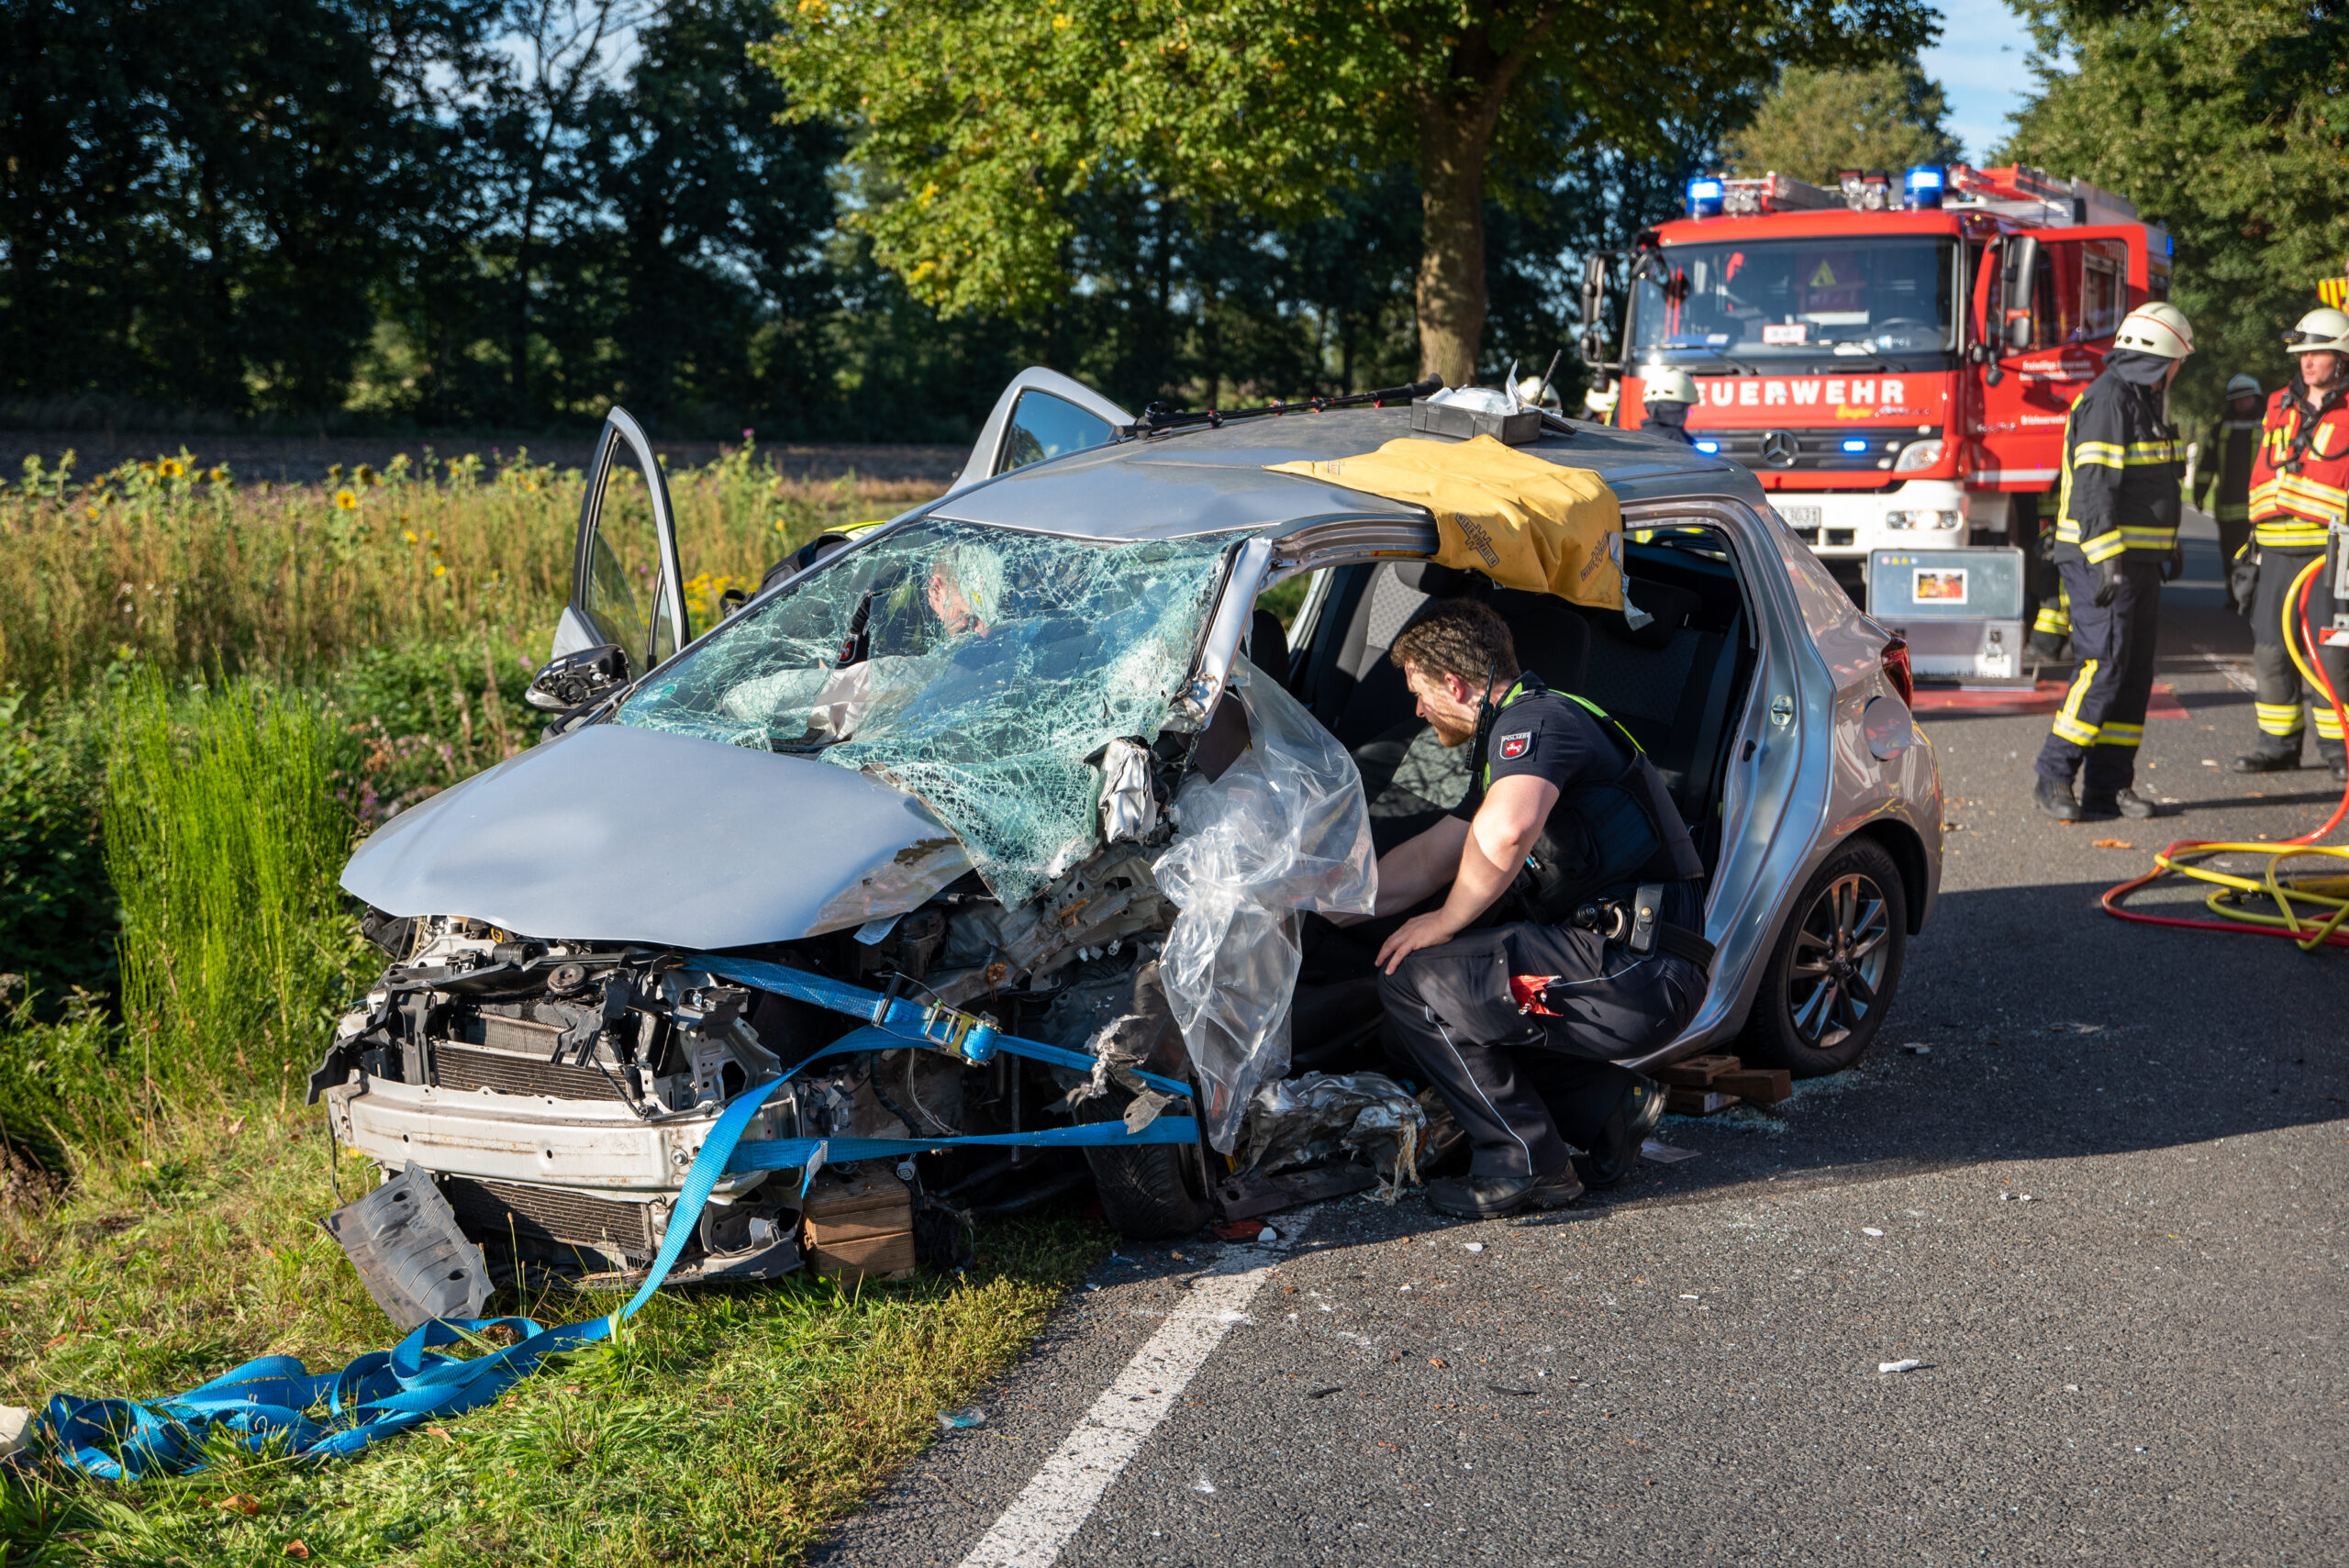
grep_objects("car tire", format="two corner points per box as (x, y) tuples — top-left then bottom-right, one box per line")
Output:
(1742, 837), (1908, 1077)
(1077, 1098), (1214, 1240)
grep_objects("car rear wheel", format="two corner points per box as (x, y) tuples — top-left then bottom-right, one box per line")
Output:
(1742, 838), (1908, 1077)
(1078, 1098), (1214, 1240)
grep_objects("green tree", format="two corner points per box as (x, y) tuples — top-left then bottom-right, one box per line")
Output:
(758, 0), (1938, 385)
(1999, 0), (2349, 422)
(1721, 62), (1961, 184)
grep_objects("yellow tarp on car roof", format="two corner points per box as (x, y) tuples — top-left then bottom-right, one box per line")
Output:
(1265, 435), (1624, 610)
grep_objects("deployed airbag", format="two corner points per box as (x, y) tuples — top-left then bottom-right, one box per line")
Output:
(1265, 435), (1626, 610)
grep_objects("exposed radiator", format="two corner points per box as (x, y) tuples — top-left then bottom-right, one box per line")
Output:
(431, 1010), (622, 1101)
(440, 1174), (660, 1262)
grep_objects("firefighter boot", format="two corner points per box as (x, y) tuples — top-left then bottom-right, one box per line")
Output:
(2229, 742), (2301, 773)
(1425, 1167), (1586, 1219)
(2034, 775), (2085, 821)
(2081, 787), (2160, 819)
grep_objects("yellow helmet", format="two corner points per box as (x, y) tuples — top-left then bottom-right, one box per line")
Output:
(2283, 306), (2349, 355)
(2113, 301), (2194, 359)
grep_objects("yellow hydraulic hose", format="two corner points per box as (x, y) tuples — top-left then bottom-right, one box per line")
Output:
(2103, 555), (2349, 951)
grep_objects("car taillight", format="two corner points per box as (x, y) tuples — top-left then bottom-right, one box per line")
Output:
(1883, 637), (1914, 707)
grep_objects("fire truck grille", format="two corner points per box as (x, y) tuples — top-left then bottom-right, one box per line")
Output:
(1702, 426), (1931, 473)
(440, 1175), (660, 1262)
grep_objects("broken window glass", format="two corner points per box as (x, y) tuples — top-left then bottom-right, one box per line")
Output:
(615, 519), (1241, 904)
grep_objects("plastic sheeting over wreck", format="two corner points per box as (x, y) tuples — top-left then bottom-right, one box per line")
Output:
(1154, 661), (1377, 1150)
(615, 518), (1241, 906)
(1265, 434), (1626, 610)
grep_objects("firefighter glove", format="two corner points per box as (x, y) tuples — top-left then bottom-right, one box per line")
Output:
(2162, 544), (2186, 583)
(2093, 558), (2122, 607)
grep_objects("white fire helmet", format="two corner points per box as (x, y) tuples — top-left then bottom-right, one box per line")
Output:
(1642, 367), (1700, 406)
(2112, 301), (2194, 359)
(2283, 306), (2349, 355)
(2224, 373), (2263, 401)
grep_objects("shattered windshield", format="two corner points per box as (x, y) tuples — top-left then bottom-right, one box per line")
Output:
(616, 518), (1243, 903)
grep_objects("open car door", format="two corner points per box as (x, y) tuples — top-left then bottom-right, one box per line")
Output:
(942, 368), (1131, 498)
(551, 407), (691, 673)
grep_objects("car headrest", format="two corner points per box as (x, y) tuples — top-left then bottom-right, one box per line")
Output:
(1602, 581), (1700, 649)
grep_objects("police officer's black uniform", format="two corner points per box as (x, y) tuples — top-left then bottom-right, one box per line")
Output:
(1376, 673), (1709, 1200)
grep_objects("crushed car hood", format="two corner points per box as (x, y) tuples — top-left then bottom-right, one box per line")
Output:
(340, 722), (974, 948)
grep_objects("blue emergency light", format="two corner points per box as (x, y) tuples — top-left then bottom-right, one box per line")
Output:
(1693, 439), (1721, 454)
(1841, 438), (1870, 453)
(1686, 177), (1725, 219)
(1902, 165), (1947, 210)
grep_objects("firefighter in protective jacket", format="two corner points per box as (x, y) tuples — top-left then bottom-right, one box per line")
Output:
(2232, 308), (2349, 781)
(2198, 373), (2265, 573)
(2033, 302), (2192, 822)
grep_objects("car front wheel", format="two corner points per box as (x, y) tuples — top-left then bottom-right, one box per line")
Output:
(1742, 837), (1908, 1076)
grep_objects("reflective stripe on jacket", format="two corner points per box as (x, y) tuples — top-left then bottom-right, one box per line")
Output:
(2054, 372), (2184, 565)
(2248, 383), (2349, 550)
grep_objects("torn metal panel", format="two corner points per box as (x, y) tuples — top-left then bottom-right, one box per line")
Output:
(1240, 1072), (1425, 1200)
(617, 518), (1241, 905)
(320, 1162), (492, 1331)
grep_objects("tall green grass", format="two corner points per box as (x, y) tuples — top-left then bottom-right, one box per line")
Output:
(103, 676), (367, 1104)
(1, 446), (941, 701)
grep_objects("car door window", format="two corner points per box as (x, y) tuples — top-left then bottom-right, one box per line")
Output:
(573, 409), (688, 673)
(999, 391), (1114, 473)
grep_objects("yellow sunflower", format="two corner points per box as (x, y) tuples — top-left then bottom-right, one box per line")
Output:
(335, 489), (359, 510)
(157, 458), (186, 480)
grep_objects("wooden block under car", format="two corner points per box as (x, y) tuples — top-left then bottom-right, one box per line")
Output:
(1654, 1054), (1742, 1088)
(1665, 1088), (1741, 1117)
(810, 1229), (918, 1280)
(802, 1168), (918, 1280)
(1714, 1067), (1792, 1105)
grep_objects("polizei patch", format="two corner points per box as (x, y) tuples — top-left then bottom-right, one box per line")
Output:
(1498, 730), (1532, 760)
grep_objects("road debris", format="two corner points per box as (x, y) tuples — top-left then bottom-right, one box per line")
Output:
(938, 1407), (987, 1430)
(1863, 1227), (1885, 1236)
(0, 1407), (31, 1464)
(1899, 1041), (1932, 1055)
(1194, 1472), (1217, 1494)
(1640, 1139), (1700, 1164)
(1877, 1359), (1923, 1373)
(2091, 838), (2134, 850)
(1463, 1242), (1486, 1252)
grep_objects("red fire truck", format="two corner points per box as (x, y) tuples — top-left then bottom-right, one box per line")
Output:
(1578, 163), (2172, 592)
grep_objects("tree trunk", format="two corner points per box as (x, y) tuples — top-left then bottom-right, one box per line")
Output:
(1415, 102), (1495, 386)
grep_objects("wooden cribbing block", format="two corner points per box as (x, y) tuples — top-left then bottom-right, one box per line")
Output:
(1665, 1087), (1740, 1117)
(803, 1168), (918, 1281)
(1655, 1053), (1742, 1088)
(1714, 1067), (1792, 1105)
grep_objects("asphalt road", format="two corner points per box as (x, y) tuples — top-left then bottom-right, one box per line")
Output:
(818, 512), (2347, 1568)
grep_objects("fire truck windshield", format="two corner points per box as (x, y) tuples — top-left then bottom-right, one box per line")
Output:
(1631, 238), (1957, 367)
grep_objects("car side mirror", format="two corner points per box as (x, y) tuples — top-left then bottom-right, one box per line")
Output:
(526, 643), (631, 712)
(1999, 234), (2040, 352)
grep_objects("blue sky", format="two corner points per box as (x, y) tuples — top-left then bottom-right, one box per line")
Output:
(1919, 0), (2044, 163)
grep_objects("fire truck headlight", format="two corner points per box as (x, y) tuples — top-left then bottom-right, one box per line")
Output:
(1885, 508), (1961, 532)
(1893, 439), (1946, 473)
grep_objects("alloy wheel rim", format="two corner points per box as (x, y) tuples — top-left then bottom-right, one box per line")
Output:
(1786, 873), (1891, 1049)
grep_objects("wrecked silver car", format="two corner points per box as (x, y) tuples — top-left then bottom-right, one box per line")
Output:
(312, 374), (1940, 1318)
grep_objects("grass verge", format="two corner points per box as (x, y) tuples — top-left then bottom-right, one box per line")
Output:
(1, 1102), (1106, 1564)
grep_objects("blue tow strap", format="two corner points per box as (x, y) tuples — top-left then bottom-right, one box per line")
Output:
(46, 954), (1198, 1480)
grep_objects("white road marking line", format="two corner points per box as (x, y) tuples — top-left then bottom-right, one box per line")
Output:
(956, 1215), (1310, 1568)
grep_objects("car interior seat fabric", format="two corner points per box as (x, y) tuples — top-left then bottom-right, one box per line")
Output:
(1249, 607), (1293, 691)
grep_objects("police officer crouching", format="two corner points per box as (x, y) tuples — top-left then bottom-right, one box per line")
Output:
(1366, 600), (1709, 1219)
